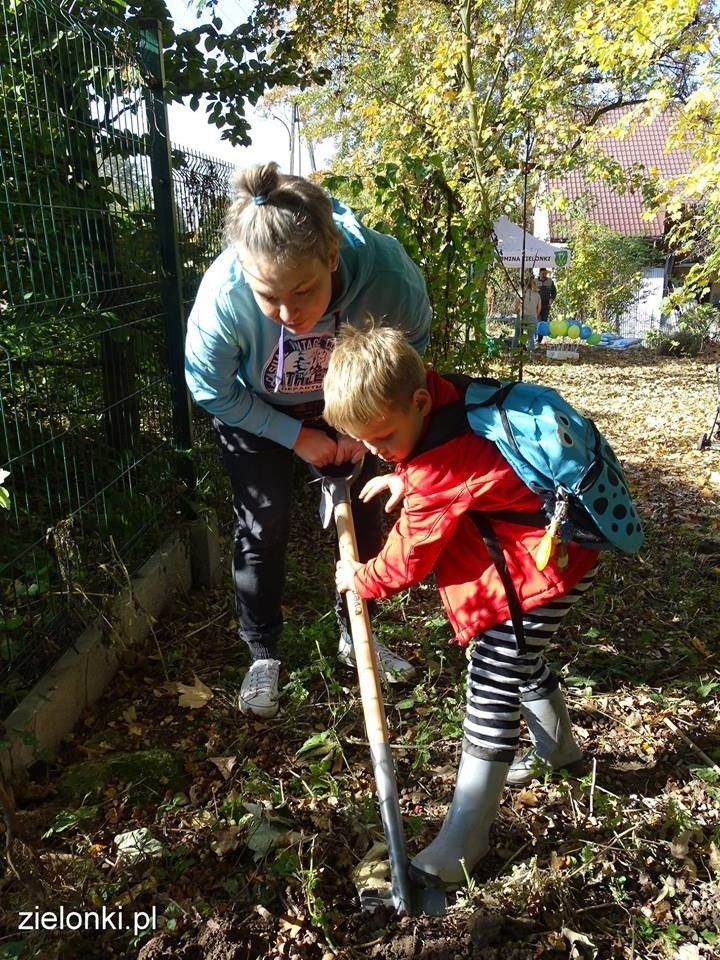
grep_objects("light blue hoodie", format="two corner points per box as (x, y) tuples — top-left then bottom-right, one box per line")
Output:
(185, 199), (431, 449)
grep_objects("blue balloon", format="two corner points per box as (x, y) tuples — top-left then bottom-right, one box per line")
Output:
(536, 321), (550, 336)
(580, 325), (592, 340)
(567, 318), (581, 328)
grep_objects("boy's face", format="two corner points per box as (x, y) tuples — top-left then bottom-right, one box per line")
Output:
(348, 389), (432, 463)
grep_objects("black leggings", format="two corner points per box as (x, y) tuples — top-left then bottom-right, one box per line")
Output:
(463, 567), (598, 761)
(212, 417), (382, 661)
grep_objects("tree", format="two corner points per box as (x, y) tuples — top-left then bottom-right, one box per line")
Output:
(648, 50), (720, 297)
(552, 209), (658, 330)
(124, 0), (325, 145)
(253, 0), (712, 359)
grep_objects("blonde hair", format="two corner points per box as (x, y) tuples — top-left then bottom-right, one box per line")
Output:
(324, 321), (427, 434)
(223, 162), (339, 264)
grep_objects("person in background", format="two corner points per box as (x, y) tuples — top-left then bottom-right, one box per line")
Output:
(536, 268), (558, 343)
(513, 276), (541, 356)
(326, 321), (598, 889)
(185, 163), (431, 719)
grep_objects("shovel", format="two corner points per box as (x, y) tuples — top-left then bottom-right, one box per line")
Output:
(314, 460), (447, 917)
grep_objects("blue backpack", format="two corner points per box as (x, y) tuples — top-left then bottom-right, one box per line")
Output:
(411, 375), (644, 648)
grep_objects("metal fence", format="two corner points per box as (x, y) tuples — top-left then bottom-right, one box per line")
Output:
(0, 2), (234, 718)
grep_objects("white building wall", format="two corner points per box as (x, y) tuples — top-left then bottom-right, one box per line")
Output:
(617, 267), (666, 339)
(534, 207), (551, 242)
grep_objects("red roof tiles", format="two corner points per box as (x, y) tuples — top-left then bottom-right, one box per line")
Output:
(545, 105), (692, 241)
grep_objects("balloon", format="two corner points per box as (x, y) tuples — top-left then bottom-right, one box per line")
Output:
(587, 332), (601, 345)
(580, 325), (592, 340)
(549, 318), (568, 337)
(536, 321), (550, 337)
(567, 324), (580, 339)
(567, 318), (581, 328)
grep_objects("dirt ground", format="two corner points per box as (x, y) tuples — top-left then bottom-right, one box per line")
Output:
(1, 347), (720, 960)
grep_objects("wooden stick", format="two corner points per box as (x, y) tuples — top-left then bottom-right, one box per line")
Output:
(663, 716), (720, 773)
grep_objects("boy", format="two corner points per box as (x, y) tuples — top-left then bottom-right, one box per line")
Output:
(324, 322), (598, 889)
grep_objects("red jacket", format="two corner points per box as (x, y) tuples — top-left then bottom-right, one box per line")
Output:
(354, 371), (599, 645)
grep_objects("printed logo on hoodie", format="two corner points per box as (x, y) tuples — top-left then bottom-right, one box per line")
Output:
(263, 333), (336, 394)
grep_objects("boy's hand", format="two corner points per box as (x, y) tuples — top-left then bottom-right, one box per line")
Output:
(336, 558), (362, 593)
(359, 474), (406, 512)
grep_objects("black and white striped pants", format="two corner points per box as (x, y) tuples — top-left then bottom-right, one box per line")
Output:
(463, 567), (598, 762)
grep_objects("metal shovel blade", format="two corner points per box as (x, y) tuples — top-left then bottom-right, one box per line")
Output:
(353, 842), (447, 916)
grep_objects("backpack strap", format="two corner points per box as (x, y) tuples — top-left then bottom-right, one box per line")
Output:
(469, 513), (528, 655)
(409, 374), (543, 653)
(410, 397), (470, 459)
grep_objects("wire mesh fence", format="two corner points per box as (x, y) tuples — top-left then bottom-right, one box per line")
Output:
(0, 2), (235, 719)
(173, 149), (234, 315)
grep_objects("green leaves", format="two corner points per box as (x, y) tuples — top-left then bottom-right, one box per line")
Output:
(0, 468), (9, 511)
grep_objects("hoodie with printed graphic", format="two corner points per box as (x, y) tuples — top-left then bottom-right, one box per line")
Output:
(184, 199), (431, 450)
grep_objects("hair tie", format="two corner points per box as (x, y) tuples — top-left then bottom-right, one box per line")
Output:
(252, 193), (269, 206)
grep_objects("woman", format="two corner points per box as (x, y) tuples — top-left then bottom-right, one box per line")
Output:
(513, 276), (542, 356)
(185, 162), (431, 718)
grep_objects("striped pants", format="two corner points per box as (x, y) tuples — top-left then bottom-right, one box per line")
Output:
(463, 568), (598, 762)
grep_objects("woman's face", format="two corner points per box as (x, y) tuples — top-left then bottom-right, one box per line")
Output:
(241, 244), (339, 335)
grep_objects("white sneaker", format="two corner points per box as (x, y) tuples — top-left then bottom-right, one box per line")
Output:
(338, 631), (415, 684)
(239, 659), (281, 718)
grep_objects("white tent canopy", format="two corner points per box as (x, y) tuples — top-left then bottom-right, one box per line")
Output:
(492, 215), (571, 270)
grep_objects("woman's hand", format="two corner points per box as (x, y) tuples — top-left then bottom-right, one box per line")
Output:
(293, 426), (338, 467)
(336, 557), (362, 593)
(334, 434), (365, 465)
(358, 474), (406, 512)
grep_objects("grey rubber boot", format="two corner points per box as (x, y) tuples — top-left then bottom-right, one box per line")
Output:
(409, 753), (509, 889)
(506, 688), (583, 786)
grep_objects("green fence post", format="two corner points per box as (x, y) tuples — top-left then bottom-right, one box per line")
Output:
(138, 20), (194, 484)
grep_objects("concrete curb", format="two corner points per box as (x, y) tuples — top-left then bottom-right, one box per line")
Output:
(1, 512), (222, 781)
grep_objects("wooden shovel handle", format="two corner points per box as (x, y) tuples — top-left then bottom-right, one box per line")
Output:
(333, 499), (390, 748)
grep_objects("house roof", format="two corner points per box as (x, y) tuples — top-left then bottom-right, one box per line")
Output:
(543, 105), (693, 242)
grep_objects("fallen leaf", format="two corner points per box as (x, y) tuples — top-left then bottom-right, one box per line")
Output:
(211, 826), (241, 857)
(209, 756), (237, 780)
(114, 877), (157, 906)
(710, 841), (720, 873)
(515, 788), (540, 808)
(688, 636), (712, 657)
(187, 809), (218, 830)
(177, 676), (213, 709)
(676, 944), (700, 960)
(670, 829), (693, 859)
(352, 840), (391, 893)
(295, 730), (342, 765)
(279, 915), (306, 937)
(562, 927), (597, 959)
(114, 828), (164, 864)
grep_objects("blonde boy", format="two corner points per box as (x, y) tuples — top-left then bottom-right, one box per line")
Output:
(324, 321), (597, 889)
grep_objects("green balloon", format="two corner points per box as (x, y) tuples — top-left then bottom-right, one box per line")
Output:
(587, 332), (601, 345)
(567, 324), (580, 339)
(549, 319), (568, 337)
